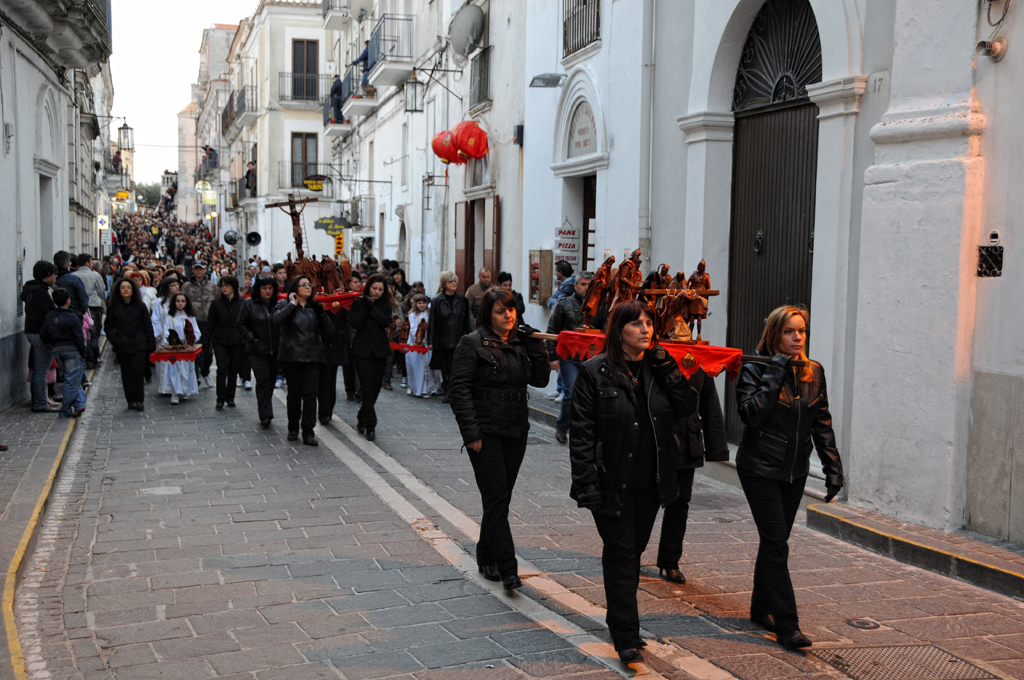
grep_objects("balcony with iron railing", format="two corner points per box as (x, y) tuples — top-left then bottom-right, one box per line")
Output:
(277, 161), (338, 197)
(234, 86), (259, 127)
(323, 98), (352, 141)
(367, 14), (415, 88)
(279, 73), (331, 106)
(563, 0), (601, 58)
(470, 46), (491, 109)
(323, 0), (350, 31)
(221, 93), (236, 133)
(340, 64), (377, 118)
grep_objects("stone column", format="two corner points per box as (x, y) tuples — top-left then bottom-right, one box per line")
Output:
(847, 1), (985, 530)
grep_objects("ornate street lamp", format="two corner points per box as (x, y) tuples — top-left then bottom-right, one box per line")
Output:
(117, 121), (134, 151)
(405, 70), (425, 113)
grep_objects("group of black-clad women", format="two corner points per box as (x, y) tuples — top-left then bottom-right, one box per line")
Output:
(449, 298), (844, 665)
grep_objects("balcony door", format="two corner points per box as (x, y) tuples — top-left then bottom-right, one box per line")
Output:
(291, 133), (317, 187)
(292, 40), (318, 100)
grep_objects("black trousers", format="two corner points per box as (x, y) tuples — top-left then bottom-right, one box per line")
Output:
(280, 361), (319, 435)
(342, 360), (358, 396)
(115, 351), (148, 405)
(239, 354), (251, 381)
(468, 434), (528, 578)
(352, 355), (386, 428)
(430, 348), (455, 393)
(318, 364), (338, 421)
(249, 354), (278, 422)
(592, 489), (662, 651)
(738, 470), (807, 635)
(657, 467), (697, 570)
(213, 343), (243, 402)
(197, 320), (213, 377)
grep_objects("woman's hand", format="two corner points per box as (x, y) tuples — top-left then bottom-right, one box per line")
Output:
(772, 353), (791, 366)
(288, 292), (298, 304)
(467, 440), (483, 452)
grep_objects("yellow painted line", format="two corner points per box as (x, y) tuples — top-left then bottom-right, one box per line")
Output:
(5, 350), (101, 680)
(808, 503), (1024, 580)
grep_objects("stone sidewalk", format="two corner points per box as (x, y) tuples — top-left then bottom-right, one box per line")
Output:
(10, 356), (1024, 680)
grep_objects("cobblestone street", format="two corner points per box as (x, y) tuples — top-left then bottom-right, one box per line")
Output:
(9, 358), (1024, 679)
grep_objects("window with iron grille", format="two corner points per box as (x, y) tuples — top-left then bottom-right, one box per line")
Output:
(563, 0), (600, 58)
(470, 46), (491, 108)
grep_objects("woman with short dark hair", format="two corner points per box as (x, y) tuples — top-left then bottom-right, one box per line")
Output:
(349, 273), (394, 441)
(569, 301), (696, 664)
(237, 275), (281, 428)
(105, 277), (156, 411)
(448, 288), (549, 591)
(735, 305), (844, 650)
(207, 274), (244, 410)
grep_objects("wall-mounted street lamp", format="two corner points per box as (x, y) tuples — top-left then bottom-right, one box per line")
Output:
(405, 70), (425, 112)
(529, 73), (566, 88)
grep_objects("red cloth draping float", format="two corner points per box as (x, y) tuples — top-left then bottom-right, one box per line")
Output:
(150, 346), (203, 364)
(555, 331), (743, 380)
(390, 343), (429, 354)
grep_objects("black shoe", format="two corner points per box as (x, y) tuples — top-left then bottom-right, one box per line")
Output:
(346, 392), (355, 402)
(478, 564), (500, 582)
(356, 423), (365, 434)
(659, 567), (685, 584)
(617, 648), (643, 664)
(302, 434), (318, 447)
(778, 630), (812, 650)
(555, 429), (568, 444)
(366, 428), (376, 442)
(226, 401), (236, 408)
(287, 431), (299, 441)
(501, 574), (522, 590)
(260, 418), (272, 429)
(383, 382), (392, 391)
(136, 402), (144, 412)
(216, 401), (224, 411)
(441, 395), (450, 404)
(751, 614), (775, 632)
(319, 417), (331, 425)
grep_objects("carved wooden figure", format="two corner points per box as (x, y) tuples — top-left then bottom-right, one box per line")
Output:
(580, 254), (616, 328)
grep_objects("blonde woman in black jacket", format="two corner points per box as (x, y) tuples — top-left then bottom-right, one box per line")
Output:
(273, 275), (332, 446)
(735, 305), (844, 651)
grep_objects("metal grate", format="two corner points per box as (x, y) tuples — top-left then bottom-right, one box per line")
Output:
(978, 246), (1003, 277)
(812, 645), (997, 680)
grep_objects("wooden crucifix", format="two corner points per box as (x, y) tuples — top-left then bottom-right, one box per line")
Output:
(265, 194), (324, 290)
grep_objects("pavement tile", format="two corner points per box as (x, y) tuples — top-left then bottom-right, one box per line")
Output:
(407, 637), (509, 669)
(94, 619), (193, 648)
(152, 632), (242, 659)
(206, 644), (307, 674)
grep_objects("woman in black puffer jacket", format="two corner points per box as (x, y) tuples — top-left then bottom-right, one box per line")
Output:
(104, 277), (156, 411)
(273, 275), (333, 446)
(237, 275), (281, 428)
(448, 288), (549, 591)
(427, 270), (472, 401)
(734, 305), (844, 651)
(318, 298), (350, 426)
(206, 275), (245, 410)
(349, 273), (393, 442)
(569, 301), (696, 664)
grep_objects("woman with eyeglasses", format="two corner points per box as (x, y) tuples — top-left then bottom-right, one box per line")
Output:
(273, 275), (332, 446)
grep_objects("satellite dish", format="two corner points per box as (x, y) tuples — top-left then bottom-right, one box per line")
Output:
(448, 3), (484, 67)
(223, 230), (239, 246)
(246, 232), (262, 247)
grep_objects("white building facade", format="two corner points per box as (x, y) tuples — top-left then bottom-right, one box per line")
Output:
(523, 0), (1024, 542)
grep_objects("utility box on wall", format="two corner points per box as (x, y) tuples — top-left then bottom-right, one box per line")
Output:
(529, 249), (553, 305)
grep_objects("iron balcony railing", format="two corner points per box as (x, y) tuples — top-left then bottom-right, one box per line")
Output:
(325, 66), (360, 124)
(368, 14), (414, 72)
(322, 0), (349, 19)
(470, 46), (491, 108)
(221, 93), (236, 131)
(278, 161), (338, 196)
(279, 73), (331, 102)
(563, 0), (600, 57)
(234, 86), (256, 122)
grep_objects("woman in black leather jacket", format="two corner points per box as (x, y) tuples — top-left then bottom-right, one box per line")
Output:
(349, 273), (393, 441)
(206, 275), (244, 410)
(273, 275), (333, 446)
(735, 305), (844, 651)
(449, 288), (549, 591)
(427, 271), (472, 401)
(569, 301), (696, 665)
(237, 275), (281, 428)
(104, 277), (156, 411)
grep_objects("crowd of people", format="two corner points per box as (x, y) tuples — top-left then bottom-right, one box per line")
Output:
(19, 220), (846, 665)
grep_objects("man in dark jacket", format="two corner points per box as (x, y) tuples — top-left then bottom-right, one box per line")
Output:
(22, 260), (58, 412)
(54, 251), (89, 318)
(655, 369), (729, 584)
(39, 289), (87, 418)
(545, 272), (592, 443)
(351, 40), (370, 89)
(330, 74), (344, 123)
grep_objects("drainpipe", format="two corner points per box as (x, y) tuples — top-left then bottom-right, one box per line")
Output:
(637, 0), (656, 272)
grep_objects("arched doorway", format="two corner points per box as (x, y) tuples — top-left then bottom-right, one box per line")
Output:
(724, 0), (822, 442)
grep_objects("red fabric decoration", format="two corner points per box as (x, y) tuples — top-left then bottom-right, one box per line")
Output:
(555, 331), (743, 381)
(453, 120), (489, 160)
(390, 342), (429, 354)
(431, 130), (465, 165)
(151, 346), (204, 364)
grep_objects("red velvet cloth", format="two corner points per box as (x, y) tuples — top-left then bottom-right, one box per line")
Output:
(150, 346), (203, 364)
(391, 343), (429, 354)
(555, 331), (743, 380)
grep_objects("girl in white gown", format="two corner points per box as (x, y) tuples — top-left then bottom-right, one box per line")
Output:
(405, 295), (436, 397)
(161, 293), (201, 404)
(151, 278), (181, 394)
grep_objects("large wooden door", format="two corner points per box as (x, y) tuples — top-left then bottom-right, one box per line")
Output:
(723, 0), (822, 443)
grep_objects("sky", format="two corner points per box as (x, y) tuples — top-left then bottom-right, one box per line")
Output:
(109, 0), (257, 185)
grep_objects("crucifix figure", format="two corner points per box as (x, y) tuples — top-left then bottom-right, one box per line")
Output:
(266, 194), (324, 290)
